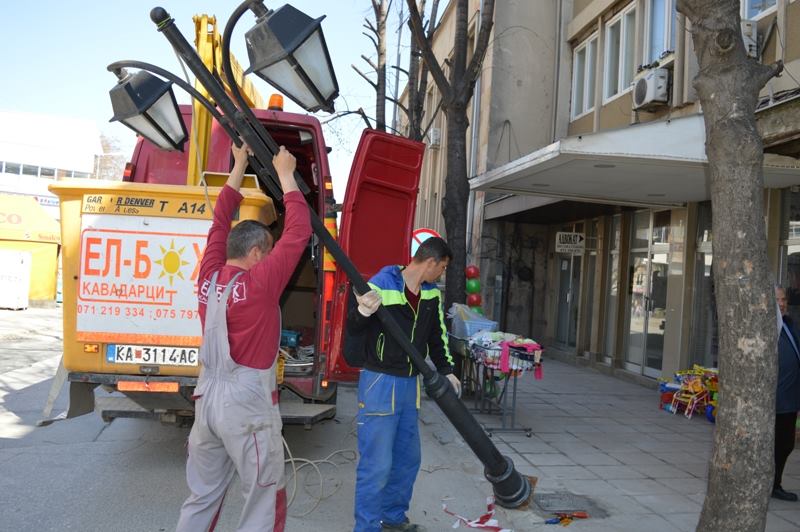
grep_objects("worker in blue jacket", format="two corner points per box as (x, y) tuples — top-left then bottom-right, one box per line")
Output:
(774, 286), (800, 501)
(349, 237), (460, 532)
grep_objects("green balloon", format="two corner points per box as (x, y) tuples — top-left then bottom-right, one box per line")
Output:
(466, 278), (481, 294)
(470, 306), (484, 315)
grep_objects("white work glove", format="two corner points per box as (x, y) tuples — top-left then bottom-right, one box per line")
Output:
(446, 374), (461, 398)
(355, 289), (381, 317)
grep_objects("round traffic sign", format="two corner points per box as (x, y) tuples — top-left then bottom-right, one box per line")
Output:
(411, 228), (441, 259)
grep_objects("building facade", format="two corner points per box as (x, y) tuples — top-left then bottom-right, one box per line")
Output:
(410, 0), (800, 382)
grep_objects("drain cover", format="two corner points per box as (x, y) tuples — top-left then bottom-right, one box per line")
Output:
(533, 492), (609, 518)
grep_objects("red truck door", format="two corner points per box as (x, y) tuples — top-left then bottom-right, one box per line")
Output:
(326, 129), (425, 382)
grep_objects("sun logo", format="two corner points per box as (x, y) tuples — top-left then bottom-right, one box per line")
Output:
(155, 240), (190, 286)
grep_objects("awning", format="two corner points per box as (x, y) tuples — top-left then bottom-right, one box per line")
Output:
(0, 194), (60, 244)
(471, 114), (800, 207)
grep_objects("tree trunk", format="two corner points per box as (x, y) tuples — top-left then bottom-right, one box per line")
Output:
(443, 104), (470, 308)
(677, 1), (784, 530)
(375, 0), (387, 132)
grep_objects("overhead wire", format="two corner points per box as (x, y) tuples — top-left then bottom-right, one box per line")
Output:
(773, 23), (800, 89)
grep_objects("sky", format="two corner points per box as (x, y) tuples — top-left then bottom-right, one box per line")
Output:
(1, 0), (409, 202)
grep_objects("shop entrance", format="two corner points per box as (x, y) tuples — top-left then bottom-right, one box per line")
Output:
(624, 211), (670, 378)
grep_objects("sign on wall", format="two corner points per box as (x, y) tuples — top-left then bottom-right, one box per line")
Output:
(555, 232), (585, 255)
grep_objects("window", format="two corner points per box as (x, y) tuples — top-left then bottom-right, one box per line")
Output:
(604, 6), (637, 100)
(40, 167), (55, 178)
(4, 162), (21, 174)
(22, 165), (38, 176)
(646, 0), (677, 64)
(572, 34), (598, 119)
(743, 0), (776, 19)
(73, 171), (90, 178)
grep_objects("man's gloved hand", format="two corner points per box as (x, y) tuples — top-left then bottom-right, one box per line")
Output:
(355, 289), (381, 317)
(446, 374), (461, 398)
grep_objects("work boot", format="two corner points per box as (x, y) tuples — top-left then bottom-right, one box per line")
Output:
(772, 487), (798, 501)
(381, 519), (427, 531)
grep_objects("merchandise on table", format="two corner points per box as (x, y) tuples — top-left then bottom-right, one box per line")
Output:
(468, 330), (543, 376)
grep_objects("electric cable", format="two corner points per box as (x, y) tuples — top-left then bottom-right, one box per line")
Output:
(773, 23), (800, 89)
(282, 436), (357, 517)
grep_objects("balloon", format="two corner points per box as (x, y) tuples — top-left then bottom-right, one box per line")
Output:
(470, 306), (484, 315)
(467, 293), (482, 307)
(465, 278), (481, 294)
(465, 264), (480, 279)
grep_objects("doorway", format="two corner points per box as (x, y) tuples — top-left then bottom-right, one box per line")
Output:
(624, 210), (670, 378)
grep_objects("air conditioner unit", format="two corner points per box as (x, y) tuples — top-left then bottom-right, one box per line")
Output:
(741, 20), (758, 58)
(427, 127), (441, 149)
(632, 68), (670, 111)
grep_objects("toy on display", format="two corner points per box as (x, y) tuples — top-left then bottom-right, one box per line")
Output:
(658, 365), (718, 421)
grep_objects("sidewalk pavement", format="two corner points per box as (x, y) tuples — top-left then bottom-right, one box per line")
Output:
(426, 357), (800, 531)
(3, 305), (798, 531)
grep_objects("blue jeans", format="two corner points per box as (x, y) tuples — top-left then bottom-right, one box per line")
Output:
(354, 370), (421, 532)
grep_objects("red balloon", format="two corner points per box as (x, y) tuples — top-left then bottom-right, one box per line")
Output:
(465, 264), (480, 279)
(467, 293), (482, 307)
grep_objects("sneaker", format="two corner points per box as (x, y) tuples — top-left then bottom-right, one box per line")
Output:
(381, 520), (427, 531)
(772, 487), (798, 501)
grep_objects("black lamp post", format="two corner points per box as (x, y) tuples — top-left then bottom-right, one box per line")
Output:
(112, 1), (532, 510)
(244, 4), (339, 113)
(109, 69), (188, 151)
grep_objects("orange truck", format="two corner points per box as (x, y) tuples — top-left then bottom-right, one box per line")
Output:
(48, 16), (424, 427)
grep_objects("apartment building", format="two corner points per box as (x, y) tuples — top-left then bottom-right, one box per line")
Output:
(411, 0), (800, 381)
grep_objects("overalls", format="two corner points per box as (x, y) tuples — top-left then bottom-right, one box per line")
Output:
(177, 272), (286, 532)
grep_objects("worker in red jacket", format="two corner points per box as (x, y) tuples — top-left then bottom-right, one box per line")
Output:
(176, 142), (311, 532)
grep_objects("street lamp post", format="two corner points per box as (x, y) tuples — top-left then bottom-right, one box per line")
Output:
(115, 1), (532, 509)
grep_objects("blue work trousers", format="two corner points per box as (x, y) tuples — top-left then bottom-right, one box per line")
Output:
(354, 369), (421, 532)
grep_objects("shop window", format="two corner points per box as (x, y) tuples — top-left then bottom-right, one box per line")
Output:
(572, 34), (598, 119)
(690, 202), (718, 368)
(604, 5), (637, 100)
(645, 0), (677, 64)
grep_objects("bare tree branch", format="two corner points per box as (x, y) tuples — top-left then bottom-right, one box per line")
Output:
(406, 0), (451, 102)
(352, 64), (377, 88)
(462, 0), (496, 100)
(386, 96), (409, 116)
(361, 54), (379, 73)
(420, 99), (443, 138)
(362, 32), (379, 52)
(391, 64), (409, 76)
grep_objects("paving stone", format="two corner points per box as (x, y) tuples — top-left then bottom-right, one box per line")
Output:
(607, 478), (679, 496)
(586, 465), (646, 479)
(536, 465), (600, 480)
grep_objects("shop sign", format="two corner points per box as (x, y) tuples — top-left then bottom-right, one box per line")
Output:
(555, 232), (585, 255)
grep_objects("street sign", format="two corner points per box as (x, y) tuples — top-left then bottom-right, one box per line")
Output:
(411, 227), (441, 258)
(555, 232), (585, 255)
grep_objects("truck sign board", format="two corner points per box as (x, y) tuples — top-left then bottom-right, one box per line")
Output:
(555, 232), (585, 255)
(77, 213), (210, 346)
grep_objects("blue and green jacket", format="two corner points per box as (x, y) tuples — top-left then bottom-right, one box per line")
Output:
(347, 265), (454, 378)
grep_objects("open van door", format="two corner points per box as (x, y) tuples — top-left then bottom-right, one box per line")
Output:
(326, 130), (425, 382)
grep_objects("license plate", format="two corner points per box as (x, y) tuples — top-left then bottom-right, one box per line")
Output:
(106, 344), (199, 367)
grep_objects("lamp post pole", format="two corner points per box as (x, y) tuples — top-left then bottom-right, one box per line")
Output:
(147, 5), (531, 509)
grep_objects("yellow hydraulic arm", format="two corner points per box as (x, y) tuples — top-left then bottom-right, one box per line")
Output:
(187, 15), (265, 186)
